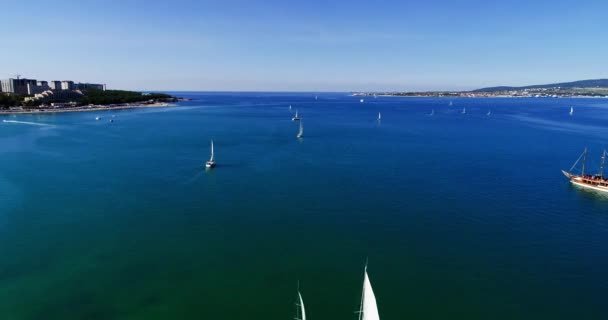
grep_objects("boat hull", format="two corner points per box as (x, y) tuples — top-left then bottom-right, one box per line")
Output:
(563, 170), (608, 194)
(570, 179), (608, 193)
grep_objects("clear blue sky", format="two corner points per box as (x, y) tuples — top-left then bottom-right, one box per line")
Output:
(1, 0), (607, 91)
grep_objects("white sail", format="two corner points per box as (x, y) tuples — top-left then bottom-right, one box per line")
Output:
(462, 107), (466, 114)
(297, 121), (303, 138)
(378, 112), (381, 120)
(570, 107), (574, 115)
(359, 269), (380, 320)
(209, 140), (214, 162)
(298, 292), (306, 320)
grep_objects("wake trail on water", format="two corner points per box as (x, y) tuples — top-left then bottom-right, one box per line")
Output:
(2, 120), (53, 126)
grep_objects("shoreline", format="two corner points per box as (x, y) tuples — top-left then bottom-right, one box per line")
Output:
(353, 94), (608, 99)
(0, 102), (176, 115)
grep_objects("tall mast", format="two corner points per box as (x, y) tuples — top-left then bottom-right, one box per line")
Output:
(582, 147), (588, 176)
(601, 150), (607, 178)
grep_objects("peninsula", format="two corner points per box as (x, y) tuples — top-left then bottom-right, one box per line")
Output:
(0, 77), (178, 114)
(353, 79), (608, 98)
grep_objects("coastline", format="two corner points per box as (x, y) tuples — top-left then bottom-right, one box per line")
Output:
(0, 102), (176, 115)
(353, 94), (608, 99)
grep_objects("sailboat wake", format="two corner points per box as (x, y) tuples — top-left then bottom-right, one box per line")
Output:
(2, 120), (53, 127)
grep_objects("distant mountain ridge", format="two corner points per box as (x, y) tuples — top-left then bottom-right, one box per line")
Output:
(473, 79), (608, 92)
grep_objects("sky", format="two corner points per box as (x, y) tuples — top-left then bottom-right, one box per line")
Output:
(1, 0), (607, 92)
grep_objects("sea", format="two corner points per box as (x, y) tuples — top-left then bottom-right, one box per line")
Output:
(0, 92), (607, 319)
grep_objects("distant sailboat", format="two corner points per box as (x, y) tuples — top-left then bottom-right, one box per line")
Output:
(449, 101), (453, 106)
(569, 106), (574, 116)
(205, 140), (216, 168)
(297, 121), (303, 139)
(487, 110), (492, 116)
(292, 110), (301, 121)
(95, 116), (101, 120)
(360, 99), (365, 103)
(461, 107), (466, 114)
(378, 112), (381, 121)
(295, 286), (306, 320)
(289, 105), (292, 111)
(429, 109), (435, 116)
(357, 263), (380, 320)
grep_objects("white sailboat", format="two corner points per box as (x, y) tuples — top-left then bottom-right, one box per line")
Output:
(360, 99), (365, 103)
(205, 140), (216, 168)
(358, 264), (380, 320)
(289, 105), (292, 111)
(569, 106), (574, 116)
(292, 110), (301, 121)
(461, 107), (466, 114)
(487, 110), (492, 116)
(95, 116), (101, 120)
(378, 112), (381, 121)
(449, 101), (453, 106)
(297, 121), (303, 139)
(294, 287), (306, 320)
(429, 109), (435, 116)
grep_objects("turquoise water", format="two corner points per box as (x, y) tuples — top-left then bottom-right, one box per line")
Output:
(1, 93), (607, 319)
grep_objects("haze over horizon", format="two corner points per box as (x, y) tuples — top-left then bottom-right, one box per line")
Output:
(2, 0), (607, 92)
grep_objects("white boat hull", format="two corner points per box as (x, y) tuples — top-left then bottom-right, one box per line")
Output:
(570, 179), (608, 194)
(563, 170), (608, 194)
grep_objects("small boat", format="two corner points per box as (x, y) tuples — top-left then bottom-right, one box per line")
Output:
(569, 106), (574, 116)
(294, 285), (306, 320)
(292, 110), (301, 121)
(378, 112), (381, 121)
(357, 263), (380, 320)
(449, 101), (453, 106)
(95, 116), (101, 120)
(461, 107), (466, 114)
(487, 110), (491, 116)
(289, 105), (292, 111)
(360, 99), (365, 103)
(109, 119), (114, 123)
(205, 139), (216, 168)
(429, 109), (435, 116)
(297, 120), (303, 139)
(562, 148), (608, 194)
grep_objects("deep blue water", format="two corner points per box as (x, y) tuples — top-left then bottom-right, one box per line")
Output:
(0, 93), (607, 319)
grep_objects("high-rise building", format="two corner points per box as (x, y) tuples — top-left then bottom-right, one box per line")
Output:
(0, 78), (38, 95)
(76, 83), (105, 91)
(49, 81), (62, 90)
(61, 81), (75, 90)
